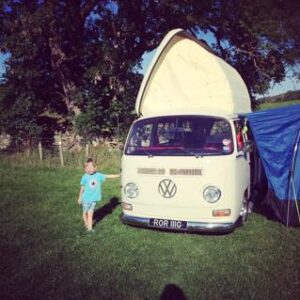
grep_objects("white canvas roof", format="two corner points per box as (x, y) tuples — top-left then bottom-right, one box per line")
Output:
(136, 29), (251, 117)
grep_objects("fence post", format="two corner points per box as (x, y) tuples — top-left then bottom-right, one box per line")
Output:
(59, 134), (64, 167)
(117, 114), (120, 141)
(85, 143), (89, 158)
(38, 141), (43, 161)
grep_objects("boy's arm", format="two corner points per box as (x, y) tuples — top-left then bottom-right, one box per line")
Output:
(78, 186), (84, 205)
(106, 174), (120, 179)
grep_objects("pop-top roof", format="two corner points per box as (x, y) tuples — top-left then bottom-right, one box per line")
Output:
(136, 29), (251, 117)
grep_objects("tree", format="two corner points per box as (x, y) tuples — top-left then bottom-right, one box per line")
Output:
(0, 0), (112, 145)
(201, 0), (300, 96)
(0, 1), (66, 147)
(0, 0), (146, 143)
(0, 0), (299, 147)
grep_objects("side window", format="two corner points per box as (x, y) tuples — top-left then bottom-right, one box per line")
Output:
(234, 120), (245, 152)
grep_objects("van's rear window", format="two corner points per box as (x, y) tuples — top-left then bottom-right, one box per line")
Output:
(125, 116), (233, 156)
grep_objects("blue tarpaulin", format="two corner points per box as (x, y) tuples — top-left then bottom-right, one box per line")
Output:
(247, 104), (300, 200)
(247, 103), (300, 226)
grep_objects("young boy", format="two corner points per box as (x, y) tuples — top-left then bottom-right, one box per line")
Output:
(77, 158), (120, 232)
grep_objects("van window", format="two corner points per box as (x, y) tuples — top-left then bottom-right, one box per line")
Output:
(125, 116), (233, 156)
(234, 120), (245, 152)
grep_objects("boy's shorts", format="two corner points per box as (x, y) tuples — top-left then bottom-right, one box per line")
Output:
(82, 201), (97, 212)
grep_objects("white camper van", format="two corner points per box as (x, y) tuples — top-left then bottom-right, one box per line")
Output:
(121, 29), (252, 233)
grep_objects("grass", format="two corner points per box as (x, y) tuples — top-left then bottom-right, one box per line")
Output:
(1, 100), (300, 299)
(257, 99), (300, 110)
(0, 163), (300, 300)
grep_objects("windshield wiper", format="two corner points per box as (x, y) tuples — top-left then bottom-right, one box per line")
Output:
(138, 147), (154, 157)
(168, 147), (206, 158)
(179, 147), (221, 158)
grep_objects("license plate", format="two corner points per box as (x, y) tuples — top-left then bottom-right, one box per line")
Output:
(150, 218), (187, 230)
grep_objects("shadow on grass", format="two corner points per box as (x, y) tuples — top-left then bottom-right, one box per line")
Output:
(93, 197), (120, 226)
(160, 284), (186, 300)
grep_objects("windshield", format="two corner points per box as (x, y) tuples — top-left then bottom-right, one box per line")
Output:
(125, 116), (233, 156)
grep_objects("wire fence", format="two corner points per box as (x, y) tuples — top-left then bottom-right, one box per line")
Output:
(0, 134), (122, 171)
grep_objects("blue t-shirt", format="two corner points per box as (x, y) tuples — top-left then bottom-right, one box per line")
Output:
(80, 172), (106, 203)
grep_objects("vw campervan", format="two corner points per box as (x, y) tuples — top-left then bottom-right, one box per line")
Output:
(121, 29), (252, 233)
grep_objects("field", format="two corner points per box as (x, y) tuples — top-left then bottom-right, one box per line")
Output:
(0, 162), (300, 300)
(257, 99), (300, 110)
(1, 100), (300, 299)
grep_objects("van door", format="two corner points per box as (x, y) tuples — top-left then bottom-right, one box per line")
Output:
(234, 119), (251, 202)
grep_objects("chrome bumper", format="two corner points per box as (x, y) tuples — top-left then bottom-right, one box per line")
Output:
(121, 213), (236, 233)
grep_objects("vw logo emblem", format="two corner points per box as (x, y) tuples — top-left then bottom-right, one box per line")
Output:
(158, 179), (177, 198)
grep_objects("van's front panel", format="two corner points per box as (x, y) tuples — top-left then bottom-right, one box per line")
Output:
(121, 115), (250, 232)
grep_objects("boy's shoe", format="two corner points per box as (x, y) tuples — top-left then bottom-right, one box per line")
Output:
(87, 228), (95, 233)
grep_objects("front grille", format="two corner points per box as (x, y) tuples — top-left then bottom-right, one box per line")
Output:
(137, 168), (166, 175)
(137, 168), (202, 176)
(169, 169), (202, 176)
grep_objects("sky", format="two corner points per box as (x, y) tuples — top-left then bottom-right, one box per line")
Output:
(0, 53), (9, 78)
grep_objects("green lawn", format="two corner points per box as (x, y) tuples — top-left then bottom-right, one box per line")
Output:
(0, 164), (299, 300)
(258, 99), (300, 110)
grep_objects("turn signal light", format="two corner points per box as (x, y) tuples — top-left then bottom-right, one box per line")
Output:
(121, 202), (133, 211)
(212, 209), (231, 217)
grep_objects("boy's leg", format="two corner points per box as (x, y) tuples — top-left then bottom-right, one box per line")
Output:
(87, 210), (94, 231)
(82, 202), (90, 228)
(87, 202), (97, 231)
(82, 212), (88, 228)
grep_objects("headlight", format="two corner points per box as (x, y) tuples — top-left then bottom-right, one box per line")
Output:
(203, 186), (221, 203)
(124, 183), (139, 199)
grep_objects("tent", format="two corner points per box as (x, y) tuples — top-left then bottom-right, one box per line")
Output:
(247, 103), (300, 226)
